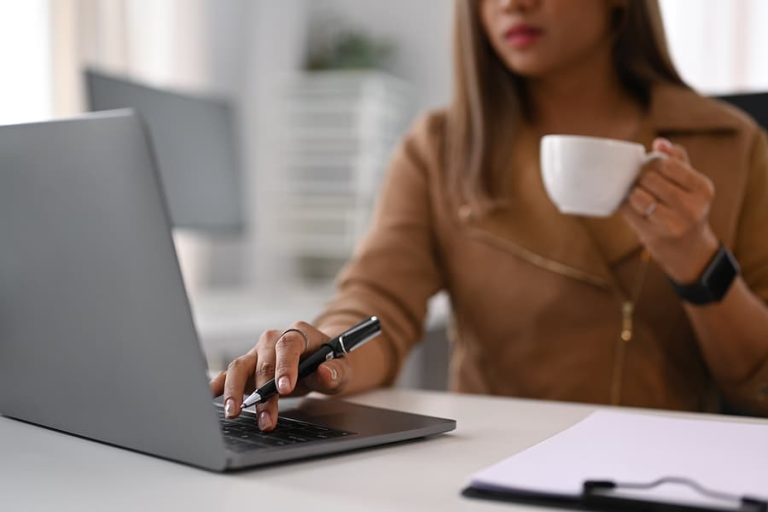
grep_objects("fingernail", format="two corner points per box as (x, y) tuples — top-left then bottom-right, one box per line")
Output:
(258, 411), (271, 431)
(329, 366), (338, 381)
(224, 398), (236, 418)
(278, 376), (290, 394)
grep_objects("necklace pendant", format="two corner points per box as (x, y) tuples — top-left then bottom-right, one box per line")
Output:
(620, 301), (634, 342)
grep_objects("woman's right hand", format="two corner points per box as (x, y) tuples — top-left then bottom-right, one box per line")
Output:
(208, 321), (351, 431)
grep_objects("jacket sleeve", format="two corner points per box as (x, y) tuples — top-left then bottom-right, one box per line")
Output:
(314, 113), (446, 386)
(729, 128), (768, 415)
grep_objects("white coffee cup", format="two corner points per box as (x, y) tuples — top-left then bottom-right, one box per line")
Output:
(540, 134), (665, 217)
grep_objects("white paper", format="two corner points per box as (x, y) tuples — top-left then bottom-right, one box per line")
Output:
(470, 410), (768, 507)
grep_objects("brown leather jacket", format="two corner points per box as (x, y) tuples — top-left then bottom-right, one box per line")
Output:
(316, 84), (768, 416)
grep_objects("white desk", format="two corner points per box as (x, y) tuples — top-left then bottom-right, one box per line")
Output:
(2, 390), (764, 512)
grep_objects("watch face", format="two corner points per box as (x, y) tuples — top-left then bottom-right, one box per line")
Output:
(673, 246), (740, 305)
(705, 247), (739, 301)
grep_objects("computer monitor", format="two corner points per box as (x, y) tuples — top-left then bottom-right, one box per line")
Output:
(85, 68), (243, 232)
(717, 92), (768, 130)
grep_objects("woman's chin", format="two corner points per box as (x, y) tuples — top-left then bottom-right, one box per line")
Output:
(494, 50), (557, 78)
(503, 60), (553, 79)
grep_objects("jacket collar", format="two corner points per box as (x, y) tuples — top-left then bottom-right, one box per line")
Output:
(462, 84), (739, 290)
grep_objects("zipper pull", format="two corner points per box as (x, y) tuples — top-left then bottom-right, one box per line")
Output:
(621, 301), (634, 342)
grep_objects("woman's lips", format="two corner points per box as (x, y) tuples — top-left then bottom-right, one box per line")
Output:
(504, 24), (543, 49)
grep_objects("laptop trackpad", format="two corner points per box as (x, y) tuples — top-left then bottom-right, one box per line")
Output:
(282, 398), (443, 436)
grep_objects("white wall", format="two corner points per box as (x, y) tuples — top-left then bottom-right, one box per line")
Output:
(234, 1), (311, 288)
(0, 1), (52, 125)
(660, 0), (768, 94)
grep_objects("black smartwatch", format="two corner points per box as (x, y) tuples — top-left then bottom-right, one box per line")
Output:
(670, 244), (740, 305)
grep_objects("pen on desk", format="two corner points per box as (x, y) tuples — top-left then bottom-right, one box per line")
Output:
(240, 316), (381, 409)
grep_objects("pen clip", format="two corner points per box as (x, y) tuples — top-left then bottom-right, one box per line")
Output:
(330, 337), (350, 358)
(330, 316), (381, 358)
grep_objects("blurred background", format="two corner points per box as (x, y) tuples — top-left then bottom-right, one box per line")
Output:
(2, 0), (767, 388)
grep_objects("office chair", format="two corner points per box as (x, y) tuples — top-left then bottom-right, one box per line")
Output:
(716, 92), (768, 130)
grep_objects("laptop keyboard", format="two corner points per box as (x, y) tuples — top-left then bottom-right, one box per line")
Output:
(216, 407), (353, 452)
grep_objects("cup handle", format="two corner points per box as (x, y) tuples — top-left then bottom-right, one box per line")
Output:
(642, 150), (668, 165)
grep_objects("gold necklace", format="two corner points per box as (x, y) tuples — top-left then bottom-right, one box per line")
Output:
(610, 249), (651, 405)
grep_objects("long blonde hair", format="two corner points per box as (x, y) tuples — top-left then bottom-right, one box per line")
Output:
(447, 0), (687, 210)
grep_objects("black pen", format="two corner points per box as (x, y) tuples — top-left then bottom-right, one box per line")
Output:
(240, 316), (381, 409)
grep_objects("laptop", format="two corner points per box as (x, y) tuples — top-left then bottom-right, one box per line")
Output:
(85, 68), (243, 232)
(0, 110), (456, 471)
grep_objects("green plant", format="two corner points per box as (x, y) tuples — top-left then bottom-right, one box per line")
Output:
(305, 29), (394, 71)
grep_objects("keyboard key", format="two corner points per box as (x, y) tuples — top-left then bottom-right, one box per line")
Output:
(215, 404), (354, 452)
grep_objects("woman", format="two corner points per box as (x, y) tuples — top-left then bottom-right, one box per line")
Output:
(212, 0), (768, 430)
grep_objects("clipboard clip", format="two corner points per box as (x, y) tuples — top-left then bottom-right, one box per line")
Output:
(583, 477), (768, 512)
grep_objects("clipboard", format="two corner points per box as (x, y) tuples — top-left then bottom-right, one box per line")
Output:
(462, 410), (768, 511)
(463, 476), (768, 511)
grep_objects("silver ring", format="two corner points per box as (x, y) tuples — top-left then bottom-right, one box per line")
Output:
(643, 202), (657, 218)
(279, 328), (309, 352)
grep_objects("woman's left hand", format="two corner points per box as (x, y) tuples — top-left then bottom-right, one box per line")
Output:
(620, 138), (720, 283)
